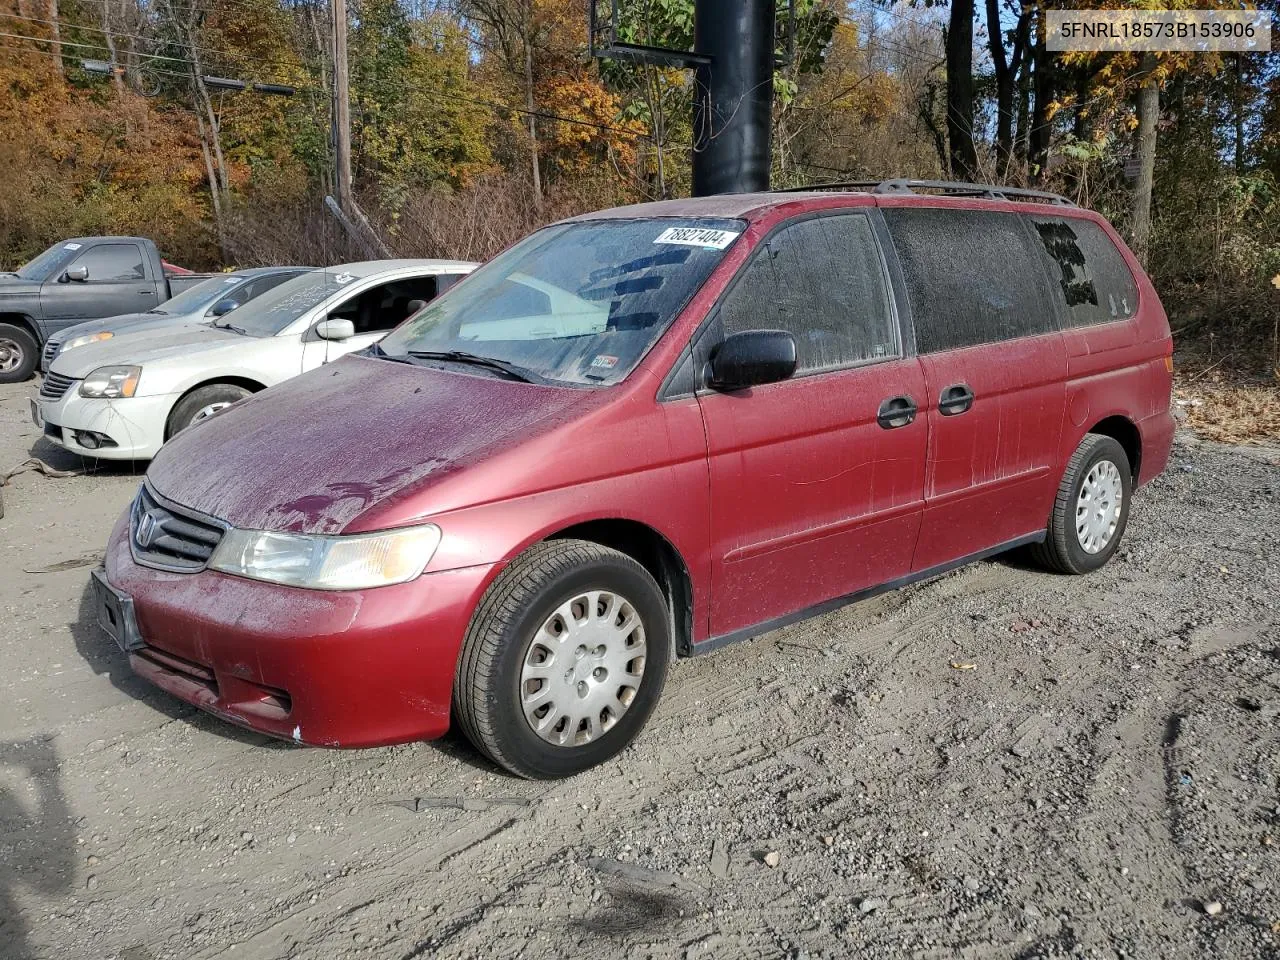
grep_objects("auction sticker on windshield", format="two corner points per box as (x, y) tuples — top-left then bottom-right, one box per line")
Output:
(654, 227), (740, 249)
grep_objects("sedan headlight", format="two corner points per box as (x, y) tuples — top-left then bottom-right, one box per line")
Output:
(80, 365), (141, 399)
(207, 524), (442, 590)
(62, 331), (114, 352)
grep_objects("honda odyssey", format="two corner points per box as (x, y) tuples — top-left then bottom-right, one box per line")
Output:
(91, 182), (1175, 778)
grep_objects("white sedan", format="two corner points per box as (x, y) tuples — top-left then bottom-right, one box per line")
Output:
(31, 259), (476, 460)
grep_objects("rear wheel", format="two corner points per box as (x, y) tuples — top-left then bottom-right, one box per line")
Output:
(0, 323), (38, 384)
(1030, 434), (1132, 574)
(453, 539), (670, 779)
(166, 383), (251, 438)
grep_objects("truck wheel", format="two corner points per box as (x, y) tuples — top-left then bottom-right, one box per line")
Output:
(454, 539), (670, 779)
(0, 323), (38, 384)
(1030, 434), (1132, 575)
(166, 383), (251, 438)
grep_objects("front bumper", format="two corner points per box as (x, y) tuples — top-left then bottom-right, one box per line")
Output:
(35, 385), (175, 460)
(101, 512), (500, 747)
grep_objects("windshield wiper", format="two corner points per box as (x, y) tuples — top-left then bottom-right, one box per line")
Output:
(213, 319), (248, 335)
(364, 342), (414, 364)
(405, 349), (538, 383)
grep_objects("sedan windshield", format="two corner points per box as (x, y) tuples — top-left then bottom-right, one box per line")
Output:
(152, 275), (247, 315)
(223, 271), (356, 337)
(378, 218), (744, 386)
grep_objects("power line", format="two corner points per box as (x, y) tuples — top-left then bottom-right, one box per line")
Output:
(0, 27), (649, 141)
(1, 12), (317, 74)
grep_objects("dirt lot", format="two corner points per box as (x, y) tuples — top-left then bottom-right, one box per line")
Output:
(1, 378), (1278, 960)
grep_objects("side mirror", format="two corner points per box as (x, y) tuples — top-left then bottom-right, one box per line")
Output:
(405, 299), (426, 316)
(210, 299), (238, 317)
(709, 329), (797, 391)
(64, 265), (89, 282)
(315, 318), (355, 341)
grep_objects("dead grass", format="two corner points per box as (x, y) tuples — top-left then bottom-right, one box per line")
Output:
(1175, 375), (1280, 446)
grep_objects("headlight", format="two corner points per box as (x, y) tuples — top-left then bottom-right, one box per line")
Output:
(63, 331), (114, 352)
(80, 365), (141, 399)
(207, 524), (442, 590)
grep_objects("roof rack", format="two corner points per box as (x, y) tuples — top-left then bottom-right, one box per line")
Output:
(779, 178), (1075, 206)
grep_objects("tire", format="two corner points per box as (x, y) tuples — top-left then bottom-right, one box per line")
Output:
(454, 539), (670, 779)
(1030, 434), (1132, 575)
(0, 323), (38, 384)
(166, 383), (251, 438)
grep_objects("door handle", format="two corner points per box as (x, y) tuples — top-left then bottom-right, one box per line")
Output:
(138, 289), (156, 296)
(938, 383), (975, 416)
(877, 394), (917, 429)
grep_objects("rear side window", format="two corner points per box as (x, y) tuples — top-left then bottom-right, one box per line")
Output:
(1030, 217), (1138, 327)
(71, 243), (146, 282)
(883, 208), (1057, 353)
(718, 213), (898, 374)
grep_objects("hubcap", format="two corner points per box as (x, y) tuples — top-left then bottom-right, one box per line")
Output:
(520, 589), (647, 747)
(0, 337), (22, 373)
(191, 400), (234, 424)
(1076, 459), (1123, 554)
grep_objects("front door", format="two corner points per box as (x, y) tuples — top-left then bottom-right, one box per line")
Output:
(878, 205), (1068, 572)
(694, 212), (929, 642)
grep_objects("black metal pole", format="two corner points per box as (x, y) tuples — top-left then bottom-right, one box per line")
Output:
(691, 0), (775, 196)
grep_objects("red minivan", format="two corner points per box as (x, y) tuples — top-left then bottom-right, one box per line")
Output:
(92, 182), (1175, 778)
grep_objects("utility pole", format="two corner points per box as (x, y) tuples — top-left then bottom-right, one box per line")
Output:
(691, 0), (774, 196)
(590, 0), (778, 198)
(332, 0), (354, 214)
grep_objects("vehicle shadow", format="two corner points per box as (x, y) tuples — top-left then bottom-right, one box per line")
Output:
(69, 582), (291, 750)
(0, 736), (74, 960)
(26, 435), (149, 479)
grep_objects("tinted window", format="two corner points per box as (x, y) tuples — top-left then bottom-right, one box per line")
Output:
(883, 208), (1057, 353)
(329, 276), (439, 334)
(1031, 217), (1138, 327)
(72, 243), (146, 282)
(718, 214), (898, 374)
(243, 271), (304, 301)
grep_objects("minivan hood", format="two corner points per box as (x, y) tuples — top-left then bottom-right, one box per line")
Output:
(48, 324), (243, 377)
(146, 355), (596, 534)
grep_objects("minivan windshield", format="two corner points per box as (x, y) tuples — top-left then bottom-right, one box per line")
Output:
(151, 275), (247, 315)
(222, 271), (354, 337)
(378, 218), (745, 386)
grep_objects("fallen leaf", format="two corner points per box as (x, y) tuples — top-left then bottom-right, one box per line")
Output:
(950, 662), (977, 671)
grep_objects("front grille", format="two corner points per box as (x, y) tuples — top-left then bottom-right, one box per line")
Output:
(39, 371), (77, 401)
(41, 339), (61, 369)
(130, 485), (225, 573)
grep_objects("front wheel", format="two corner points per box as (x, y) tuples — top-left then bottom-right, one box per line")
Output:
(1030, 434), (1133, 574)
(166, 383), (251, 439)
(453, 539), (670, 779)
(0, 323), (38, 384)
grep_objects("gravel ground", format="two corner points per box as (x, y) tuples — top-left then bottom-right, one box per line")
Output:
(1, 377), (1277, 960)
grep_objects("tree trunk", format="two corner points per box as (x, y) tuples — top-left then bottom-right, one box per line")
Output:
(1028, 13), (1054, 183)
(945, 0), (978, 180)
(523, 28), (542, 211)
(99, 0), (126, 97)
(985, 0), (1028, 179)
(1233, 55), (1246, 175)
(45, 0), (63, 75)
(196, 110), (227, 258)
(1131, 54), (1159, 265)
